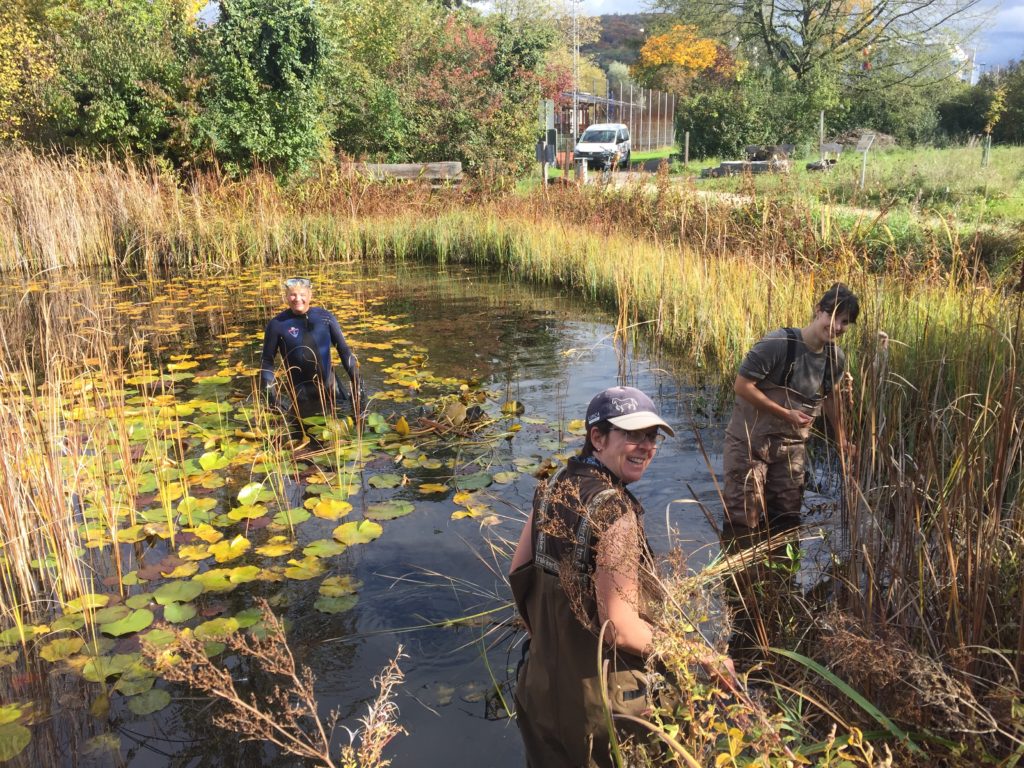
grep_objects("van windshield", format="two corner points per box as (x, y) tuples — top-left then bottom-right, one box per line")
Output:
(579, 130), (616, 143)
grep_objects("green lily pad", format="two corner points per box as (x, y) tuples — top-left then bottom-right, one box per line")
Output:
(198, 451), (229, 471)
(100, 609), (153, 637)
(333, 520), (383, 545)
(227, 565), (261, 584)
(303, 539), (346, 558)
(365, 500), (415, 521)
(127, 688), (171, 716)
(272, 507), (310, 526)
(368, 473), (402, 489)
(319, 575), (362, 596)
(163, 602), (197, 624)
(282, 557), (324, 580)
(0, 723), (30, 761)
(0, 625), (47, 647)
(314, 595), (358, 614)
(227, 504), (267, 521)
(493, 471), (518, 484)
(140, 628), (177, 647)
(203, 641), (226, 657)
(65, 593), (110, 613)
(82, 653), (138, 682)
(91, 606), (131, 626)
(194, 617), (239, 641)
(233, 608), (263, 629)
(113, 663), (156, 696)
(0, 650), (18, 668)
(0, 706), (20, 727)
(192, 570), (236, 593)
(125, 593), (154, 609)
(50, 614), (86, 632)
(154, 581), (204, 605)
(39, 637), (86, 662)
(455, 471), (492, 491)
(236, 482), (273, 506)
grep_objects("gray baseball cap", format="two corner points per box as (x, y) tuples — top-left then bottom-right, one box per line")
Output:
(585, 386), (675, 437)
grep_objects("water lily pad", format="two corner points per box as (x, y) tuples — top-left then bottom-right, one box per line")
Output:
(192, 569), (236, 593)
(418, 483), (449, 494)
(0, 706), (20, 727)
(233, 608), (262, 629)
(161, 561), (200, 579)
(0, 723), (30, 761)
(140, 628), (177, 647)
(282, 557), (324, 580)
(39, 637), (86, 662)
(228, 565), (261, 584)
(154, 581), (204, 605)
(198, 451), (229, 471)
(100, 609), (153, 637)
(492, 471), (518, 484)
(194, 617), (239, 641)
(236, 482), (274, 506)
(50, 614), (86, 632)
(303, 540), (346, 558)
(83, 732), (120, 757)
(163, 602), (197, 624)
(365, 500), (415, 521)
(177, 544), (212, 561)
(501, 400), (525, 415)
(227, 504), (267, 521)
(304, 497), (351, 522)
(93, 605), (131, 625)
(455, 472), (492, 491)
(272, 507), (310, 526)
(304, 484), (355, 500)
(368, 473), (402, 489)
(82, 653), (138, 682)
(319, 575), (362, 597)
(114, 664), (156, 696)
(314, 595), (358, 614)
(209, 535), (250, 563)
(127, 689), (171, 716)
(190, 523), (224, 543)
(125, 593), (154, 609)
(255, 536), (294, 557)
(420, 458), (443, 470)
(65, 593), (110, 613)
(203, 641), (226, 657)
(0, 651), (18, 668)
(333, 520), (383, 545)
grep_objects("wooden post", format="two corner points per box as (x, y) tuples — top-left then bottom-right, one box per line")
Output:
(684, 131), (689, 167)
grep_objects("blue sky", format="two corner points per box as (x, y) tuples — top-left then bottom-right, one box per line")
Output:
(579, 0), (1023, 69)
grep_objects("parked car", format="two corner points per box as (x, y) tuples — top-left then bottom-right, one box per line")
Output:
(573, 123), (631, 170)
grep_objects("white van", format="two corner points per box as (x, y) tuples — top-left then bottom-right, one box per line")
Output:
(573, 123), (631, 170)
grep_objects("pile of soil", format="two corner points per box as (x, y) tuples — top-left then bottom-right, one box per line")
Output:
(827, 128), (898, 150)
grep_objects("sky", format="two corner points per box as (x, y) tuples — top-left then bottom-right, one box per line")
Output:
(578, 0), (1024, 69)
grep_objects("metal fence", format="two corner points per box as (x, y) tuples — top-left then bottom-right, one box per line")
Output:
(552, 82), (676, 152)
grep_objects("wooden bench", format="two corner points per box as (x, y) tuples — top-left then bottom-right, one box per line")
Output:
(356, 162), (463, 185)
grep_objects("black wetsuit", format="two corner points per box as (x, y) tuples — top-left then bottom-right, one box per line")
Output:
(259, 307), (358, 421)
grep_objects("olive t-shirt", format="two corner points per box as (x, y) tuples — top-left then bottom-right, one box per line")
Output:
(738, 328), (846, 401)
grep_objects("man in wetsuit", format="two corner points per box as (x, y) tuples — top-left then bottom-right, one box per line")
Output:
(259, 277), (360, 433)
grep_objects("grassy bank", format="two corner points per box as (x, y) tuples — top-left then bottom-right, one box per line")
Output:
(1, 150), (1022, 763)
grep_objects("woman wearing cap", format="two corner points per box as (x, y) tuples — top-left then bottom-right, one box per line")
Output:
(510, 385), (673, 767)
(259, 278), (360, 434)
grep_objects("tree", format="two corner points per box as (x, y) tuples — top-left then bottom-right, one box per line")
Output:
(655, 0), (987, 82)
(203, 0), (327, 175)
(0, 4), (54, 142)
(32, 0), (204, 161)
(631, 24), (735, 93)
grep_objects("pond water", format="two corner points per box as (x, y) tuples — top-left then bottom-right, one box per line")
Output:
(1, 261), (740, 767)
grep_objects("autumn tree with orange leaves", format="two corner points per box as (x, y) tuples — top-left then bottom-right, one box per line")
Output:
(632, 25), (740, 94)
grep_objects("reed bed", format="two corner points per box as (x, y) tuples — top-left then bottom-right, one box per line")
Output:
(1, 149), (1022, 762)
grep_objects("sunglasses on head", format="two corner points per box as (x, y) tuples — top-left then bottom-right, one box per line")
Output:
(284, 277), (312, 290)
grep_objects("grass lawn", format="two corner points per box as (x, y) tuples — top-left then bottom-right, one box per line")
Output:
(686, 144), (1024, 227)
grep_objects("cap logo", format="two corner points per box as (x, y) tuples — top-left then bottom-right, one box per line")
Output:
(611, 397), (638, 413)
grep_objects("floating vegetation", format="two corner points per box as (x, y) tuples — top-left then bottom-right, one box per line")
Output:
(0, 265), (583, 762)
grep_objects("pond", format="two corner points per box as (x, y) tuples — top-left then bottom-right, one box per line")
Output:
(0, 261), (740, 767)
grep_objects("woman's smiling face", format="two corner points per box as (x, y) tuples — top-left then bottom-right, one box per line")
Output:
(591, 425), (660, 484)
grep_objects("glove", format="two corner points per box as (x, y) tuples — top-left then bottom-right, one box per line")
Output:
(262, 383), (281, 410)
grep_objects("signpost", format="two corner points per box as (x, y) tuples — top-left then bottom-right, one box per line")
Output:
(856, 133), (875, 190)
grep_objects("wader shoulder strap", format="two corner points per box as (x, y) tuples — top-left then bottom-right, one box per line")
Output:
(534, 474), (619, 577)
(782, 327), (799, 388)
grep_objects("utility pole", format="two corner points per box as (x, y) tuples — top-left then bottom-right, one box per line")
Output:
(572, 0), (579, 150)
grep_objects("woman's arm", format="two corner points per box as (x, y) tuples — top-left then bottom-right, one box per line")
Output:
(595, 512), (654, 657)
(510, 510), (534, 574)
(734, 375), (812, 429)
